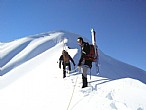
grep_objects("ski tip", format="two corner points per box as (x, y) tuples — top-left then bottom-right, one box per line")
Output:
(91, 28), (94, 31)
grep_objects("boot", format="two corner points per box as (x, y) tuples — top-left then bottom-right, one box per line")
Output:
(82, 74), (88, 88)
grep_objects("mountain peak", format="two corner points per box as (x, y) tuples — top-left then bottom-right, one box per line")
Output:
(1, 31), (146, 84)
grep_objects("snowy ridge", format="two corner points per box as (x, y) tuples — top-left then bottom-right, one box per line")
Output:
(0, 32), (64, 75)
(0, 31), (146, 110)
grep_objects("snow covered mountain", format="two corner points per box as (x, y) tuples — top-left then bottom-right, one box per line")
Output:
(0, 31), (146, 110)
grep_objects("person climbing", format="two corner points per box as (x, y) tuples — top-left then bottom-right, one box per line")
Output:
(77, 37), (92, 88)
(59, 50), (75, 78)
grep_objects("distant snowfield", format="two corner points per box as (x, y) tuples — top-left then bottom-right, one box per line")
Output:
(0, 31), (146, 110)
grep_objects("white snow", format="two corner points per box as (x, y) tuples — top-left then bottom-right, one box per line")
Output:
(0, 31), (146, 110)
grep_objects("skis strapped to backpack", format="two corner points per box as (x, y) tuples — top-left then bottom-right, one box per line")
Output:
(90, 29), (100, 78)
(83, 29), (98, 63)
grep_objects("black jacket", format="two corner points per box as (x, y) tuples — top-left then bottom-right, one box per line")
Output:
(78, 42), (92, 68)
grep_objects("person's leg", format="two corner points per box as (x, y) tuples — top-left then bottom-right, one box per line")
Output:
(81, 66), (88, 88)
(63, 63), (66, 78)
(68, 63), (71, 74)
(68, 63), (71, 71)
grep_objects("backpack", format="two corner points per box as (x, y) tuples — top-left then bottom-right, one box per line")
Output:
(63, 51), (70, 63)
(84, 44), (98, 62)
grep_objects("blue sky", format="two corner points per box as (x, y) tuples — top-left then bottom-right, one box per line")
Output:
(0, 0), (146, 71)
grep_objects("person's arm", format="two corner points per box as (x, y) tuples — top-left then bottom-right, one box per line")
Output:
(59, 55), (63, 68)
(69, 55), (75, 66)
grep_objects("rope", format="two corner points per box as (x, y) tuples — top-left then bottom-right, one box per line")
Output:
(67, 76), (78, 110)
(90, 68), (91, 80)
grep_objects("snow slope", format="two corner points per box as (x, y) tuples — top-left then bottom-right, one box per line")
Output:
(0, 31), (146, 110)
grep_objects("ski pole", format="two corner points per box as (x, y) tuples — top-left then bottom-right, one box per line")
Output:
(90, 68), (91, 80)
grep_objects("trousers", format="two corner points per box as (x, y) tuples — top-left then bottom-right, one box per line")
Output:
(80, 65), (88, 88)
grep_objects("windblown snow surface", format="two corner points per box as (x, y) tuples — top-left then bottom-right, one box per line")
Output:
(0, 31), (146, 110)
